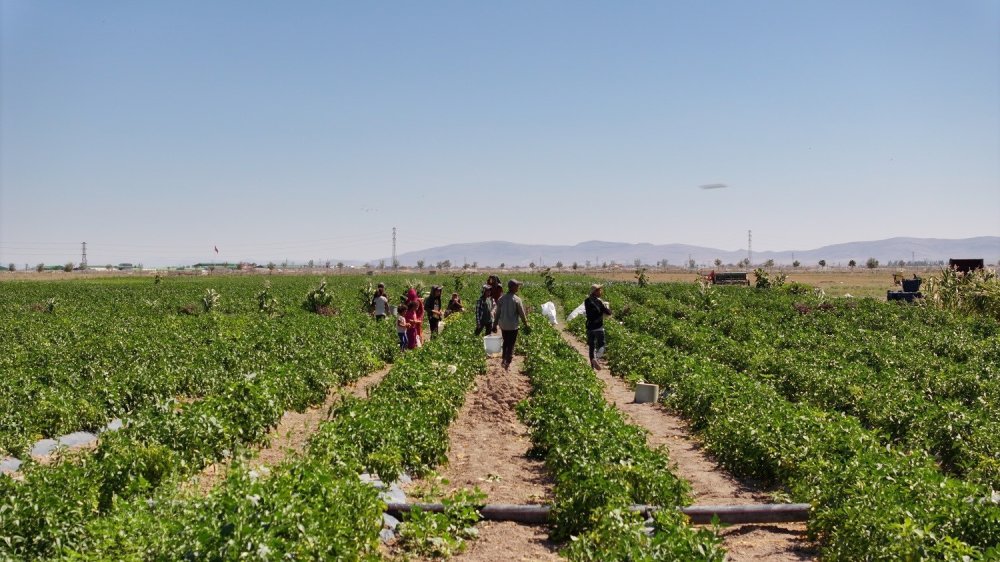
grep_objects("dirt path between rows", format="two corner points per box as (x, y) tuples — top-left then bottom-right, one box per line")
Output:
(192, 362), (394, 493)
(557, 327), (816, 562)
(398, 353), (562, 562)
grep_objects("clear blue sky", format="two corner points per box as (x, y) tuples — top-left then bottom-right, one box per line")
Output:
(2, 0), (998, 266)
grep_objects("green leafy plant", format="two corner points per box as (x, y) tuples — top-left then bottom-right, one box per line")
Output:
(256, 281), (279, 315)
(303, 279), (335, 315)
(201, 288), (220, 312)
(543, 267), (556, 292)
(397, 488), (486, 557)
(635, 267), (649, 287)
(358, 281), (376, 313)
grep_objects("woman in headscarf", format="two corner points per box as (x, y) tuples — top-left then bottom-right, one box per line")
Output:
(406, 287), (425, 347)
(404, 300), (419, 350)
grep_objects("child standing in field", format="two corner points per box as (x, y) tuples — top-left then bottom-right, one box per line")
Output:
(372, 283), (390, 321)
(395, 304), (409, 350)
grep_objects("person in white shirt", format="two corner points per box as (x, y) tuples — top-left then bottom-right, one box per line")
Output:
(371, 282), (390, 321)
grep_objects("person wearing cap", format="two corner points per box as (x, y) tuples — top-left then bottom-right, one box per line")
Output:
(424, 286), (444, 338)
(371, 282), (389, 321)
(474, 284), (496, 336)
(584, 284), (613, 369)
(495, 279), (530, 370)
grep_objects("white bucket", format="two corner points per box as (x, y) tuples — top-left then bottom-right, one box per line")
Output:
(483, 335), (502, 355)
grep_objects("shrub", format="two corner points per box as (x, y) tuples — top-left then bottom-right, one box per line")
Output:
(256, 282), (279, 315)
(303, 279), (335, 315)
(201, 289), (220, 313)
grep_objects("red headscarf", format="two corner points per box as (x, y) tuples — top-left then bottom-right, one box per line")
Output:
(407, 288), (424, 321)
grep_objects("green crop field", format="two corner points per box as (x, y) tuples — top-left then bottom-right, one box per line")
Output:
(549, 275), (1000, 560)
(2, 271), (999, 560)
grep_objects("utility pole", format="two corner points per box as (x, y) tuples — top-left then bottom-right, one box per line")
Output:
(748, 230), (753, 266)
(392, 227), (397, 269)
(81, 242), (87, 270)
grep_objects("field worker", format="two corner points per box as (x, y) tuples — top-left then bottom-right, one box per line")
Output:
(425, 286), (444, 338)
(584, 284), (613, 370)
(395, 304), (410, 350)
(404, 300), (420, 349)
(445, 292), (464, 317)
(495, 279), (530, 371)
(486, 275), (504, 331)
(372, 282), (390, 321)
(406, 288), (425, 347)
(474, 285), (496, 336)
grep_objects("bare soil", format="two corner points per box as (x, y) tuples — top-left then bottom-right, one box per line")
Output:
(397, 354), (561, 562)
(556, 327), (817, 562)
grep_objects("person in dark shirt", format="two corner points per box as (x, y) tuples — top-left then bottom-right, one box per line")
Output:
(473, 285), (495, 336)
(425, 285), (444, 338)
(584, 284), (612, 369)
(486, 275), (504, 332)
(445, 292), (464, 317)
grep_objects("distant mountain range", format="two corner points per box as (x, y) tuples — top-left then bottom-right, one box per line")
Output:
(382, 237), (999, 268)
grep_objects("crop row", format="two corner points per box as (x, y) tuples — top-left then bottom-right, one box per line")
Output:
(561, 294), (1000, 559)
(0, 276), (409, 456)
(0, 321), (393, 559)
(4, 308), (484, 559)
(0, 277), (414, 558)
(519, 312), (724, 561)
(610, 282), (1000, 488)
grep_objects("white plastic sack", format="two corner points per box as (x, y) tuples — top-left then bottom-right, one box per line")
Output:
(540, 301), (558, 325)
(566, 302), (586, 322)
